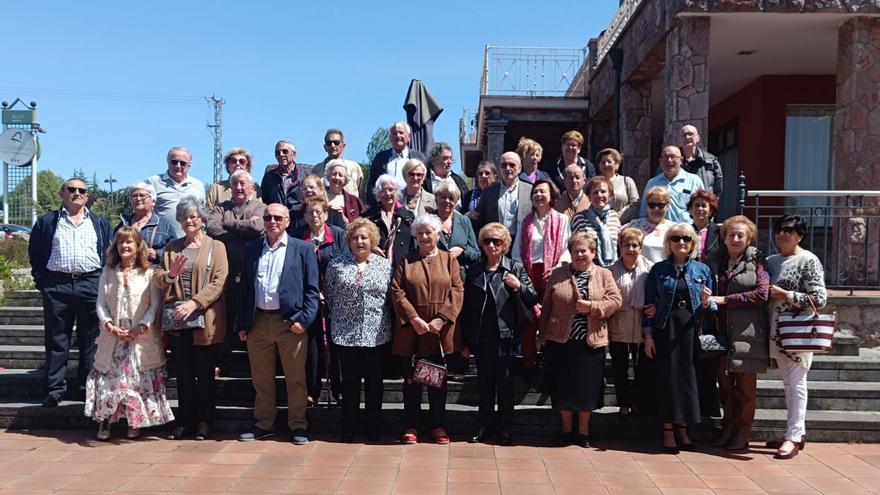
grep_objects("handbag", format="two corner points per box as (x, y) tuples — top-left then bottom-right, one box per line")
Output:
(775, 295), (836, 353)
(160, 242), (213, 333)
(697, 314), (728, 360)
(410, 339), (447, 389)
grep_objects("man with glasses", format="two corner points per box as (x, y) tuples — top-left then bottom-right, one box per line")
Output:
(365, 122), (427, 208)
(639, 145), (705, 223)
(146, 146), (206, 237)
(475, 151), (533, 245)
(311, 129), (363, 197)
(237, 203), (320, 445)
(261, 140), (306, 212)
(28, 178), (112, 408)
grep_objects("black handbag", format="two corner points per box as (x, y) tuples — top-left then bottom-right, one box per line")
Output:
(160, 242), (213, 333)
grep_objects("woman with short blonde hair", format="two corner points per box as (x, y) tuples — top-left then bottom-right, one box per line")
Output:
(207, 147), (261, 208)
(623, 186), (674, 263)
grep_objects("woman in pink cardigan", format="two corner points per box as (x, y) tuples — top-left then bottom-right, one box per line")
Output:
(539, 231), (621, 447)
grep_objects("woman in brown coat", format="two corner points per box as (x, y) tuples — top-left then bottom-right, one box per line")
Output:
(155, 198), (228, 440)
(391, 213), (464, 445)
(539, 231), (622, 447)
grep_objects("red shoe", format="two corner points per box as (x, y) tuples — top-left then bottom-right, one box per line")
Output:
(402, 428), (418, 445)
(432, 428), (450, 445)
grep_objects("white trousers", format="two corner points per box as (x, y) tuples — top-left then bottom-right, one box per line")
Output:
(776, 357), (809, 442)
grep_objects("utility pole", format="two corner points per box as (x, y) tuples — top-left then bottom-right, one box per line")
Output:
(104, 173), (118, 210)
(206, 95), (224, 183)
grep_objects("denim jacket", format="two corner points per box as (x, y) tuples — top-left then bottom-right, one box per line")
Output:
(643, 258), (716, 335)
(116, 212), (177, 262)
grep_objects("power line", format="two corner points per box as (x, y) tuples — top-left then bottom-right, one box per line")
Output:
(0, 86), (204, 104)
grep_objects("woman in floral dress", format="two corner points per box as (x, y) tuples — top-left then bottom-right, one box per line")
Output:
(84, 227), (174, 440)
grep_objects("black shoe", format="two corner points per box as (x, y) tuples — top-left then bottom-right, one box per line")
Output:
(469, 427), (489, 444)
(41, 395), (60, 408)
(559, 432), (575, 446)
(498, 433), (513, 446)
(194, 422), (211, 441)
(290, 429), (309, 445)
(575, 434), (591, 448)
(674, 425), (695, 451)
(169, 426), (192, 440)
(367, 433), (381, 443)
(340, 431), (355, 443)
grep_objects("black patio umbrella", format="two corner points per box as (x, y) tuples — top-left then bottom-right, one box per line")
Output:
(403, 79), (443, 155)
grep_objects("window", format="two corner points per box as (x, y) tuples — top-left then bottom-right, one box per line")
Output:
(784, 105), (834, 225)
(708, 119), (738, 219)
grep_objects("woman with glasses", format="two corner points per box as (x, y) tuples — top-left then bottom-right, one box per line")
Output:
(462, 223), (538, 445)
(289, 173), (346, 233)
(207, 147), (262, 209)
(363, 174), (416, 269)
(463, 161), (499, 218)
(434, 182), (479, 279)
(400, 159), (436, 217)
(325, 161), (366, 224)
(623, 186), (674, 263)
(643, 223), (716, 454)
(572, 176), (621, 268)
(116, 182), (176, 262)
(765, 215), (827, 459)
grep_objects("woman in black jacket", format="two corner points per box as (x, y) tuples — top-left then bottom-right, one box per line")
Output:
(362, 174), (416, 269)
(461, 222), (539, 445)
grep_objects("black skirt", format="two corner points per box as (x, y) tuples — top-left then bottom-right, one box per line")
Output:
(654, 276), (701, 424)
(546, 340), (606, 412)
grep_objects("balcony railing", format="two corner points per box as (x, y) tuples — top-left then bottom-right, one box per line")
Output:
(594, 0), (644, 70)
(480, 45), (586, 97)
(460, 108), (478, 145)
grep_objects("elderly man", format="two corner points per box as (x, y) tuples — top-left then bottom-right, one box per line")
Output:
(554, 163), (591, 220)
(680, 125), (723, 199)
(261, 140), (306, 211)
(311, 128), (363, 197)
(28, 178), (112, 408)
(365, 122), (427, 207)
(475, 151), (533, 244)
(206, 170), (266, 375)
(146, 147), (206, 238)
(238, 203), (320, 445)
(543, 130), (596, 191)
(422, 141), (468, 200)
(640, 145), (706, 222)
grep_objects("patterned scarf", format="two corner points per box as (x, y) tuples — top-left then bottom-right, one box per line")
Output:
(586, 205), (617, 266)
(520, 209), (563, 282)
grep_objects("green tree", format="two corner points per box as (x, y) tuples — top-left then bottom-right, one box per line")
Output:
(8, 169), (65, 219)
(365, 126), (388, 165)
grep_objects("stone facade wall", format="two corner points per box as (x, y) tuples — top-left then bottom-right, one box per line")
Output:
(827, 295), (880, 346)
(664, 16), (711, 146)
(619, 80), (653, 186)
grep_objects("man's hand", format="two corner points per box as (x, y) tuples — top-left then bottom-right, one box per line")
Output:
(290, 322), (306, 335)
(238, 330), (248, 342)
(643, 304), (656, 318)
(644, 335), (656, 358)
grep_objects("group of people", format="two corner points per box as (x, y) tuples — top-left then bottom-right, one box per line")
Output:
(28, 121), (824, 459)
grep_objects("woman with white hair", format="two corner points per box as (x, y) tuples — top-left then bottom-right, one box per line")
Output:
(363, 174), (416, 268)
(325, 160), (366, 223)
(206, 147), (261, 209)
(116, 182), (177, 262)
(400, 159), (436, 217)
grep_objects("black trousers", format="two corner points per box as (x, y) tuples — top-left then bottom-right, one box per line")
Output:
(305, 318), (342, 401)
(400, 355), (447, 431)
(475, 355), (516, 434)
(168, 334), (219, 430)
(609, 342), (645, 410)
(41, 272), (100, 399)
(217, 275), (243, 371)
(338, 344), (386, 435)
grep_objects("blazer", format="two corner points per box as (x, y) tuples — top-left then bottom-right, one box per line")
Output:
(461, 256), (539, 347)
(29, 208), (112, 291)
(363, 205), (416, 268)
(475, 179), (533, 240)
(437, 211), (480, 278)
(116, 212), (177, 262)
(260, 164), (305, 210)
(542, 156), (596, 192)
(238, 233), (321, 332)
(423, 170), (469, 198)
(365, 147), (427, 207)
(154, 237), (229, 346)
(539, 264), (622, 349)
(390, 250), (464, 356)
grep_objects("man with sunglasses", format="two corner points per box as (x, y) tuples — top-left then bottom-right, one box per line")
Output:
(639, 145), (706, 223)
(28, 178), (112, 408)
(311, 129), (363, 197)
(261, 140), (306, 212)
(364, 122), (427, 208)
(146, 147), (206, 238)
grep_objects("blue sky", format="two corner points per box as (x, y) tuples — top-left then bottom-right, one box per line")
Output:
(6, 1), (618, 189)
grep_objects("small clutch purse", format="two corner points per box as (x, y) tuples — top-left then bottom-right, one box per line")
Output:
(410, 340), (447, 389)
(161, 301), (205, 332)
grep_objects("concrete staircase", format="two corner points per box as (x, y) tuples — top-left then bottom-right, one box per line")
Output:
(1, 289), (878, 442)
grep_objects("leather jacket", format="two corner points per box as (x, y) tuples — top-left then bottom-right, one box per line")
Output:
(461, 256), (539, 347)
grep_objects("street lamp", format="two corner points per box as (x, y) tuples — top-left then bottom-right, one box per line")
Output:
(104, 174), (118, 210)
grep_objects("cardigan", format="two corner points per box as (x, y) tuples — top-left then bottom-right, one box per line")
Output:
(437, 211), (480, 278)
(539, 264), (621, 349)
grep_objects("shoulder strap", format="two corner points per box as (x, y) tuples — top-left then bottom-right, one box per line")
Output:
(205, 241), (214, 278)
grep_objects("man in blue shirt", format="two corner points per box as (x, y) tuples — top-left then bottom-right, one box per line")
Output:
(639, 146), (705, 222)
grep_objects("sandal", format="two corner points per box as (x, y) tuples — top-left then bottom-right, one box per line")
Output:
(401, 428), (418, 445)
(432, 428), (450, 445)
(662, 426), (679, 455)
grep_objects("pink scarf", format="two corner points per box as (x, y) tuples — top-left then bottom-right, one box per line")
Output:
(520, 209), (563, 281)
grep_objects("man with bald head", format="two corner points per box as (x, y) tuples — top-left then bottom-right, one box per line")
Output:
(146, 147), (206, 237)
(639, 145), (706, 222)
(679, 125), (723, 198)
(475, 151), (533, 244)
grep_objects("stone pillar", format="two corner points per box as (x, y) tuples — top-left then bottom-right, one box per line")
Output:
(589, 118), (613, 161)
(664, 16), (710, 146)
(484, 108), (508, 165)
(620, 79), (653, 189)
(833, 17), (880, 287)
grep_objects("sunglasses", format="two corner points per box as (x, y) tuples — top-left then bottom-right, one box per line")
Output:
(670, 235), (693, 243)
(324, 139), (342, 146)
(169, 159), (190, 166)
(775, 226), (798, 234)
(407, 172), (425, 178)
(648, 202), (667, 210)
(275, 149), (292, 155)
(66, 187), (87, 194)
(262, 214), (288, 222)
(500, 162), (518, 169)
(227, 157), (248, 166)
(481, 237), (503, 247)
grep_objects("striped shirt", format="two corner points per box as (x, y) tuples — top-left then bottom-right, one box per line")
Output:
(569, 268), (592, 341)
(46, 207), (102, 274)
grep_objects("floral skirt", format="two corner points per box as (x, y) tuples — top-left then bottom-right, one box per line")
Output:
(84, 340), (175, 428)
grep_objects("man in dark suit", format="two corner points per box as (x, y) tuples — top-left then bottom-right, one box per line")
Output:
(237, 203), (320, 445)
(475, 152), (533, 245)
(422, 141), (469, 204)
(365, 122), (426, 208)
(28, 178), (112, 407)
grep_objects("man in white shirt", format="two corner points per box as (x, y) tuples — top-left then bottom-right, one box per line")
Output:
(365, 122), (427, 207)
(146, 147), (206, 237)
(311, 128), (364, 196)
(476, 151), (533, 244)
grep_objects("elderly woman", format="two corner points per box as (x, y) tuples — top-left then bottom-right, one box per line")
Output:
(325, 160), (366, 223)
(644, 223), (716, 454)
(516, 137), (551, 184)
(400, 159), (436, 217)
(391, 214), (464, 445)
(596, 148), (639, 224)
(325, 219), (394, 443)
(363, 174), (416, 268)
(623, 186), (674, 263)
(572, 176), (621, 268)
(688, 190), (723, 264)
(702, 215), (769, 451)
(424, 142), (468, 201)
(289, 173), (346, 233)
(434, 182), (479, 278)
(207, 147), (261, 209)
(765, 215), (827, 459)
(463, 161), (498, 218)
(608, 227), (653, 419)
(116, 182), (176, 262)
(85, 227), (173, 441)
(461, 223), (538, 445)
(155, 198), (228, 440)
(512, 178), (571, 369)
(539, 232), (621, 448)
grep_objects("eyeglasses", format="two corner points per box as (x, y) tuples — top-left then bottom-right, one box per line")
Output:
(130, 193), (150, 200)
(775, 225), (798, 235)
(227, 157), (248, 166)
(499, 162), (518, 169)
(262, 214), (288, 222)
(66, 187), (87, 194)
(670, 235), (693, 243)
(647, 202), (667, 210)
(477, 171), (495, 177)
(169, 159), (190, 167)
(275, 149), (292, 156)
(306, 210), (325, 216)
(324, 139), (342, 146)
(621, 242), (641, 250)
(481, 237), (503, 246)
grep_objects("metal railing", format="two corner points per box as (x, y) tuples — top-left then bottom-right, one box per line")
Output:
(480, 45), (586, 96)
(740, 186), (880, 291)
(459, 108), (478, 145)
(594, 0), (644, 70)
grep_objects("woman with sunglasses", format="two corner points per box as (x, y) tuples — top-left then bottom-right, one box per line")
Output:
(207, 147), (262, 209)
(622, 186), (674, 263)
(461, 223), (538, 445)
(765, 215), (826, 459)
(643, 223), (716, 454)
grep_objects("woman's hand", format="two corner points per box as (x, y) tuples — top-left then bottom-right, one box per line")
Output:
(428, 318), (445, 334)
(701, 285), (712, 308)
(465, 210), (480, 220)
(372, 246), (386, 257)
(575, 299), (592, 314)
(168, 254), (187, 279)
(461, 346), (470, 358)
(644, 335), (656, 358)
(503, 273), (522, 291)
(173, 300), (200, 322)
(769, 285), (788, 301)
(710, 296), (726, 306)
(411, 317), (431, 335)
(643, 304), (656, 318)
(448, 246), (464, 259)
(147, 248), (157, 261)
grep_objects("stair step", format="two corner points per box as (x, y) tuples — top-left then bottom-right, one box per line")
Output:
(2, 291), (42, 307)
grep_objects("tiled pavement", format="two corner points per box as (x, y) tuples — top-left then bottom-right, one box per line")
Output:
(1, 429), (879, 494)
